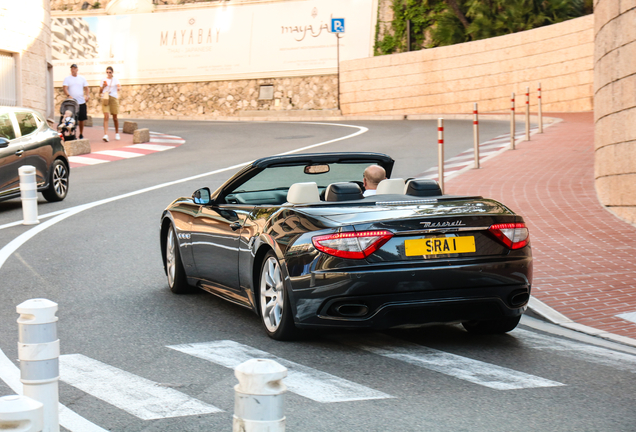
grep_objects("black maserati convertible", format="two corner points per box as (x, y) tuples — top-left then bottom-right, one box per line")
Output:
(160, 152), (532, 340)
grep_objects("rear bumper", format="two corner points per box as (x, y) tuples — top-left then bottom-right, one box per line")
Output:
(289, 257), (532, 329)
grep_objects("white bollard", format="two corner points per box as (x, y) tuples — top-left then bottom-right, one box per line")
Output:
(437, 118), (444, 194)
(19, 166), (39, 225)
(0, 395), (43, 432)
(233, 359), (287, 432)
(525, 86), (530, 141)
(538, 82), (543, 133)
(473, 103), (480, 169)
(510, 92), (516, 150)
(17, 299), (60, 432)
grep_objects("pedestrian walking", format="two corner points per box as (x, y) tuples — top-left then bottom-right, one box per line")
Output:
(62, 64), (89, 139)
(100, 66), (122, 142)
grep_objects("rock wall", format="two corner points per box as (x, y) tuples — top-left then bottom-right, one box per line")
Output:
(594, 0), (636, 224)
(341, 15), (594, 115)
(55, 75), (339, 119)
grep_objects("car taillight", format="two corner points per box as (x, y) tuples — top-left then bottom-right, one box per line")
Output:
(312, 230), (394, 259)
(489, 223), (529, 249)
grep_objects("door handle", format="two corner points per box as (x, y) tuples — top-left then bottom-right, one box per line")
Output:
(15, 149), (24, 157)
(230, 222), (242, 231)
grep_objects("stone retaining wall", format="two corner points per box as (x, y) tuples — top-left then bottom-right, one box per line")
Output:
(55, 75), (338, 119)
(594, 0), (636, 224)
(340, 15), (594, 115)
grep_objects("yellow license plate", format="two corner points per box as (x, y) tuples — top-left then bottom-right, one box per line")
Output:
(405, 236), (476, 256)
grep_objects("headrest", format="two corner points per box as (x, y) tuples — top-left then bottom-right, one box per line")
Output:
(376, 178), (405, 195)
(404, 178), (442, 196)
(286, 182), (320, 205)
(324, 182), (364, 202)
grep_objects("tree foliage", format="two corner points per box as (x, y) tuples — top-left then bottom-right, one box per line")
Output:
(375, 0), (593, 54)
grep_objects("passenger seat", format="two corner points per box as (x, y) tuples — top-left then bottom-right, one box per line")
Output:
(376, 178), (405, 195)
(285, 182), (320, 205)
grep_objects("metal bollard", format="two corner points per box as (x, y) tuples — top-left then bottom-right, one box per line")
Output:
(19, 166), (39, 225)
(538, 82), (543, 133)
(525, 87), (530, 141)
(510, 93), (516, 150)
(17, 299), (60, 432)
(473, 103), (480, 169)
(437, 118), (444, 194)
(0, 395), (44, 432)
(233, 359), (287, 432)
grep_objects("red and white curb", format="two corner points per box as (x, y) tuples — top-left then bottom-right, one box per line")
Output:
(68, 132), (185, 168)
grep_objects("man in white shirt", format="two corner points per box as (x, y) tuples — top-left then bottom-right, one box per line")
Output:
(362, 165), (386, 197)
(62, 64), (90, 139)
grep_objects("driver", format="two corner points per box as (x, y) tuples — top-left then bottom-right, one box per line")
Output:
(362, 165), (386, 197)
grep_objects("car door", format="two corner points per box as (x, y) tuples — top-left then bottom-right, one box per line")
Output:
(0, 112), (24, 198)
(190, 204), (252, 292)
(14, 111), (48, 185)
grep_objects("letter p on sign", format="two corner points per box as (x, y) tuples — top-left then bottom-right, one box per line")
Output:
(331, 18), (345, 33)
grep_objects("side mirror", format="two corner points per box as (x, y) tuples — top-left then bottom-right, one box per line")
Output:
(0, 137), (9, 148)
(192, 187), (212, 205)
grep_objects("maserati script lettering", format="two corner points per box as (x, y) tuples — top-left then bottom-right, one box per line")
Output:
(420, 220), (466, 228)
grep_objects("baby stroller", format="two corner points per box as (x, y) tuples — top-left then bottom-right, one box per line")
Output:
(58, 98), (79, 142)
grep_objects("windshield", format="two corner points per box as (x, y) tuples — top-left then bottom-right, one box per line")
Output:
(233, 162), (371, 193)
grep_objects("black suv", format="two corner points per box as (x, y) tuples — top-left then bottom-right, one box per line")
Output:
(0, 107), (69, 202)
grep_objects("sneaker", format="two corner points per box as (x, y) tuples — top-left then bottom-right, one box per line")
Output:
(103, 134), (109, 142)
(79, 134), (84, 139)
(115, 133), (121, 141)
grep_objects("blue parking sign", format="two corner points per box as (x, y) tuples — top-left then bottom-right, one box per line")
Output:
(331, 18), (345, 33)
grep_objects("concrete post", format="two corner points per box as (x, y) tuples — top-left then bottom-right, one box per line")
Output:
(19, 166), (39, 225)
(233, 359), (287, 432)
(510, 93), (516, 150)
(538, 83), (543, 133)
(17, 299), (60, 432)
(437, 118), (444, 194)
(0, 395), (43, 432)
(473, 103), (480, 169)
(525, 87), (530, 141)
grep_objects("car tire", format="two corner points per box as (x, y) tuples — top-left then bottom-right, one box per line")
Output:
(41, 160), (69, 202)
(462, 315), (521, 334)
(258, 251), (297, 341)
(165, 224), (193, 294)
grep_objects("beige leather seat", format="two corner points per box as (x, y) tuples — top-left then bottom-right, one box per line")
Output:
(376, 178), (405, 195)
(285, 182), (320, 205)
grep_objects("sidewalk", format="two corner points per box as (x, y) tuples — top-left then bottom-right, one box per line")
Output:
(446, 112), (636, 345)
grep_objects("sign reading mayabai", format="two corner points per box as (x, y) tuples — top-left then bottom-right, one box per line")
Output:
(52, 0), (375, 86)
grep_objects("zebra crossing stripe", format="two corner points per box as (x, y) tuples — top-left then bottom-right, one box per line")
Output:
(168, 340), (393, 403)
(0, 349), (109, 432)
(59, 354), (222, 420)
(513, 329), (636, 373)
(347, 335), (564, 390)
(129, 143), (178, 151)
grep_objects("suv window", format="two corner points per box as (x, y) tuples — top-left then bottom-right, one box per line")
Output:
(0, 113), (16, 140)
(15, 112), (38, 137)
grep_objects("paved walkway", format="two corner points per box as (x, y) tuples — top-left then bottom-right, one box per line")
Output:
(446, 112), (636, 343)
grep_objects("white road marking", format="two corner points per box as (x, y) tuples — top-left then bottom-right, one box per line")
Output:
(616, 311), (636, 324)
(348, 335), (564, 390)
(168, 340), (392, 403)
(59, 354), (222, 420)
(129, 143), (177, 151)
(150, 138), (186, 144)
(513, 329), (636, 373)
(94, 150), (145, 158)
(0, 349), (109, 432)
(0, 123), (367, 268)
(68, 156), (110, 165)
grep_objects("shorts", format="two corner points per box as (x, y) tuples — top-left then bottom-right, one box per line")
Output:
(78, 103), (88, 121)
(103, 96), (119, 115)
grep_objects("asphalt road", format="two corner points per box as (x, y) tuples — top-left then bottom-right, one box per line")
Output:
(0, 119), (635, 432)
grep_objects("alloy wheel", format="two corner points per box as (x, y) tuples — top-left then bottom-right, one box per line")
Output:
(260, 256), (285, 332)
(166, 226), (176, 288)
(52, 163), (68, 197)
